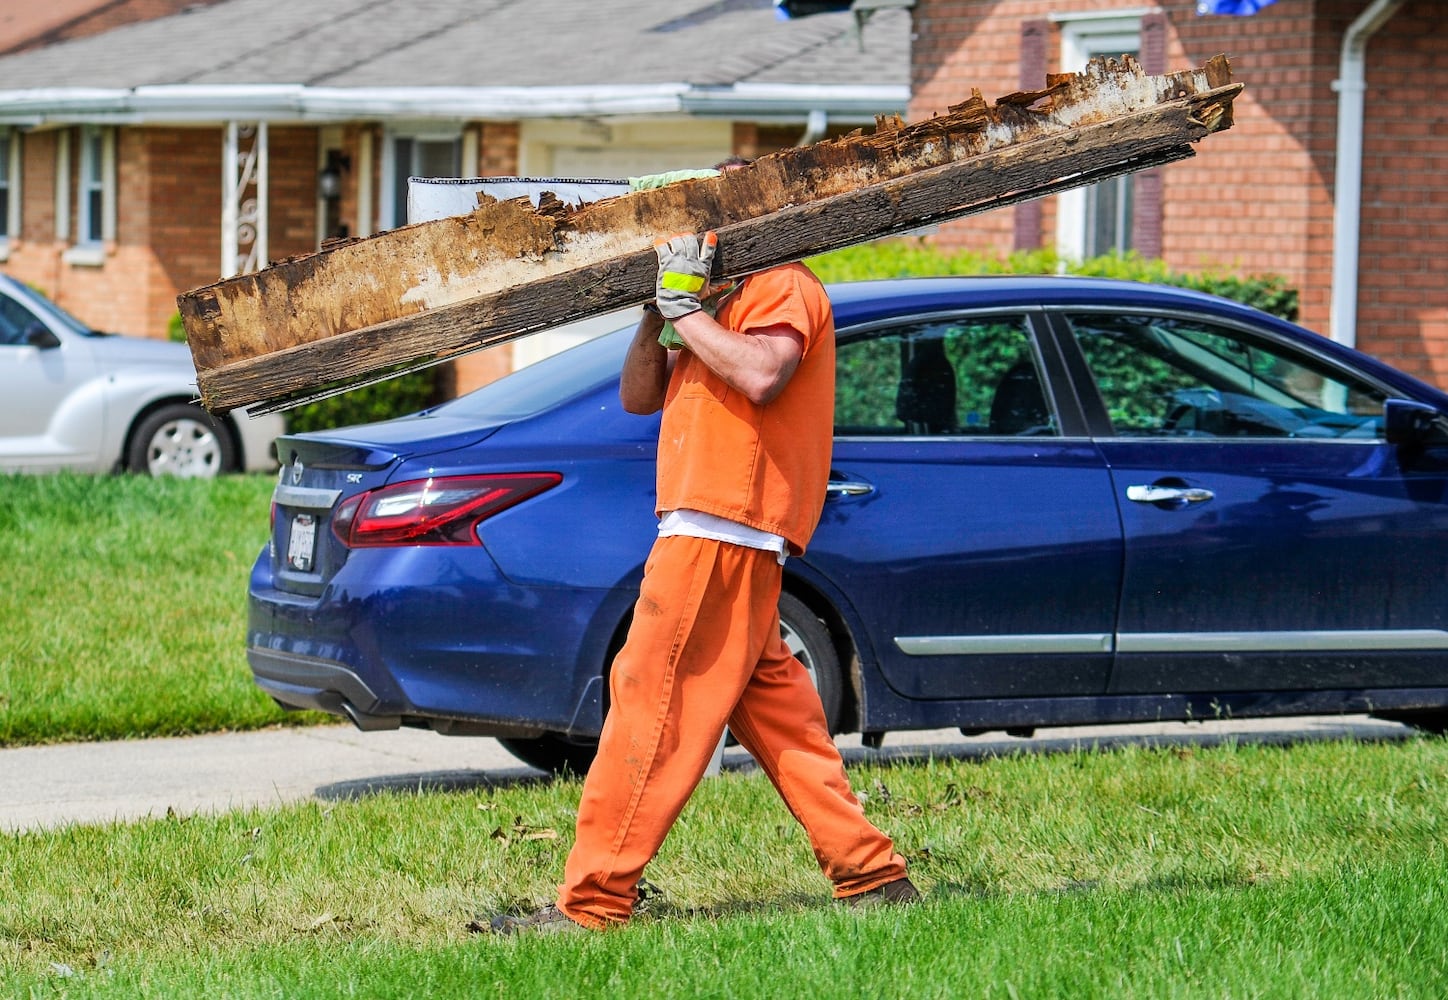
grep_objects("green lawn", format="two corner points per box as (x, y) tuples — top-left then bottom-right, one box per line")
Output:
(0, 473), (324, 746)
(3, 474), (1446, 996)
(3, 737), (1446, 996)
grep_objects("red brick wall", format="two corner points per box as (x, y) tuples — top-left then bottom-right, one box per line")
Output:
(3, 127), (157, 334)
(1172, 1), (1335, 333)
(910, 0), (1023, 252)
(911, 0), (1331, 278)
(1342, 0), (1448, 385)
(147, 127), (225, 335)
(909, 0), (1448, 387)
(1, 124), (321, 340)
(9, 132), (56, 283)
(266, 127), (320, 263)
(478, 122), (519, 178)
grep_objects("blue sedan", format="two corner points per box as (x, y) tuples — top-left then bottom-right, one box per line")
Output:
(247, 276), (1448, 773)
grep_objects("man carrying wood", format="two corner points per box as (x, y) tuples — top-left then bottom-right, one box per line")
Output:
(491, 227), (918, 934)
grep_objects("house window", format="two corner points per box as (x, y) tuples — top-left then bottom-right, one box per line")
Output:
(1055, 15), (1141, 261)
(0, 129), (15, 248)
(62, 126), (116, 265)
(383, 131), (460, 228)
(77, 127), (112, 245)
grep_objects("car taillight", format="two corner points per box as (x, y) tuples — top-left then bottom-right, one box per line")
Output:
(331, 473), (562, 548)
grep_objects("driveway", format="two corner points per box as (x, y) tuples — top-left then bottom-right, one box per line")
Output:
(0, 716), (1411, 832)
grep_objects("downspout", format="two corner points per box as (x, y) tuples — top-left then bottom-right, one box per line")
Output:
(1329, 0), (1404, 347)
(798, 108), (828, 146)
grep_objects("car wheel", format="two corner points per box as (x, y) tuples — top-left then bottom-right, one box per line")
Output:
(127, 403), (236, 478)
(498, 590), (847, 776)
(778, 590), (844, 731)
(496, 735), (598, 776)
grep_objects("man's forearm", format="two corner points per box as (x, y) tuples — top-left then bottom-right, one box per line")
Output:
(671, 311), (802, 406)
(619, 310), (671, 414)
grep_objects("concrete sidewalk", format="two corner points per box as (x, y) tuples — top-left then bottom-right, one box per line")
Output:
(0, 716), (1410, 833)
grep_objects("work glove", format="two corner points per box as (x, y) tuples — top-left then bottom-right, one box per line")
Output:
(653, 231), (718, 321)
(655, 279), (743, 349)
(657, 319), (685, 350)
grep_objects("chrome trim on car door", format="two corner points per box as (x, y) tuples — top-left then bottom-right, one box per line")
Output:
(895, 628), (1448, 656)
(1117, 629), (1448, 653)
(895, 633), (1114, 655)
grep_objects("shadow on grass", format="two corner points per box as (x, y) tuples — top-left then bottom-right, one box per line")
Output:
(314, 716), (1416, 806)
(620, 867), (1276, 929)
(315, 766), (551, 802)
(828, 716), (1414, 773)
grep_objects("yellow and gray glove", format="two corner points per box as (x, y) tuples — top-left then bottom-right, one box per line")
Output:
(653, 231), (719, 321)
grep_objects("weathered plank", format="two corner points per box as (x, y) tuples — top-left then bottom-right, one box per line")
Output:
(181, 55), (1241, 414)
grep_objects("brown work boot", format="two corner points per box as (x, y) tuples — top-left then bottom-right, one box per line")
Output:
(840, 877), (922, 908)
(481, 903), (588, 936)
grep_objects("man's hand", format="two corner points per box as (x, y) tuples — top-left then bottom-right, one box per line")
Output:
(654, 232), (718, 320)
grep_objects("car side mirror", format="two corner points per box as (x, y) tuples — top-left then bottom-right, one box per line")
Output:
(1384, 398), (1444, 446)
(25, 323), (61, 349)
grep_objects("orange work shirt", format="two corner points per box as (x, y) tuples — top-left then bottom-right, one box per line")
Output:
(655, 263), (836, 555)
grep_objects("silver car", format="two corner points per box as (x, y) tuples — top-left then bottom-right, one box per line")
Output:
(0, 272), (281, 477)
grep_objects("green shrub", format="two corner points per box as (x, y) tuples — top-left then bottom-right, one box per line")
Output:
(806, 241), (1299, 321)
(167, 311), (187, 342)
(286, 367), (442, 434)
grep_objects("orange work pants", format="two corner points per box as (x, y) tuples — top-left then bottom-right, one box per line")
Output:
(557, 534), (907, 928)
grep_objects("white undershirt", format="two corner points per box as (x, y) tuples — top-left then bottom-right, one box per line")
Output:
(657, 509), (789, 564)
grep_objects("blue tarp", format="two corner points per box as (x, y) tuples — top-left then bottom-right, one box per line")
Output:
(774, 0), (853, 18)
(1197, 0), (1278, 13)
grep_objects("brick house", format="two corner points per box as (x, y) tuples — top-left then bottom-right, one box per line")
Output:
(0, 0), (908, 391)
(910, 0), (1448, 387)
(3, 0), (1444, 392)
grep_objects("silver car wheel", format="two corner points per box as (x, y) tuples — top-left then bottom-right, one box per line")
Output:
(780, 615), (818, 688)
(146, 415), (223, 478)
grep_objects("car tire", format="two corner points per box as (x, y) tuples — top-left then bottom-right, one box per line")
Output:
(127, 403), (236, 478)
(778, 590), (844, 732)
(498, 590), (846, 776)
(496, 735), (599, 776)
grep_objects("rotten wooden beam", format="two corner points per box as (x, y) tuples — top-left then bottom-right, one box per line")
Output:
(180, 55), (1242, 414)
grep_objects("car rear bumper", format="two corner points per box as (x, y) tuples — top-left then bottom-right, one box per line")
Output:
(247, 645), (400, 730)
(247, 550), (621, 739)
(247, 643), (592, 737)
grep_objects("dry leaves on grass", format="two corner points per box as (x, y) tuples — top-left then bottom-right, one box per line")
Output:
(489, 816), (560, 848)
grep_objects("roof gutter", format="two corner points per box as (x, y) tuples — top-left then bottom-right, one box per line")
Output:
(1329, 0), (1405, 348)
(0, 82), (907, 127)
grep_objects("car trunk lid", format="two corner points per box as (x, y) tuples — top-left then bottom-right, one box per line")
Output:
(267, 418), (504, 597)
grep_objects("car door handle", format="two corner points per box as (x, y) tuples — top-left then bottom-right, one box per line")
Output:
(1126, 484), (1215, 504)
(826, 479), (874, 497)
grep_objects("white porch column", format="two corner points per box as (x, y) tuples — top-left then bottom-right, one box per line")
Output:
(221, 121), (268, 277)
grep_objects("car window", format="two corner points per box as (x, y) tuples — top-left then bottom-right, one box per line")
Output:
(0, 292), (44, 346)
(835, 314), (1056, 437)
(1066, 313), (1390, 439)
(436, 325), (629, 421)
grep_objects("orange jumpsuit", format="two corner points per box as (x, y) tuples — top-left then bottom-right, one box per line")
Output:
(557, 263), (908, 928)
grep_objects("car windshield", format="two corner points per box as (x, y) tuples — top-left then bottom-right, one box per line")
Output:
(433, 326), (630, 422)
(8, 282), (96, 337)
